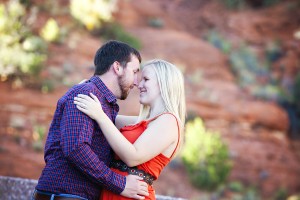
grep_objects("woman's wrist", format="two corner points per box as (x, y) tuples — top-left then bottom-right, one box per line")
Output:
(96, 112), (108, 125)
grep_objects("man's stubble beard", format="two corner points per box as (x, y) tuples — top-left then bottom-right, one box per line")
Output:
(118, 74), (131, 100)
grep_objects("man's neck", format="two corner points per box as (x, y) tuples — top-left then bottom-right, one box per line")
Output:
(98, 73), (118, 96)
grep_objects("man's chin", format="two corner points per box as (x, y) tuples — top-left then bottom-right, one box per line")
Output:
(120, 90), (130, 100)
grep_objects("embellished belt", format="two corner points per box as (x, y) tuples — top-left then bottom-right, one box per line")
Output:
(110, 159), (155, 185)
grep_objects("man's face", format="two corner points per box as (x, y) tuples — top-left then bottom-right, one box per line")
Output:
(118, 55), (140, 100)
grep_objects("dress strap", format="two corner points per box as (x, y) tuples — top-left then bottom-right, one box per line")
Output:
(147, 112), (181, 159)
(146, 112), (167, 123)
(168, 113), (180, 159)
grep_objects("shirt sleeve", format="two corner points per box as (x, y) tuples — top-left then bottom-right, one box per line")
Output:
(60, 97), (126, 194)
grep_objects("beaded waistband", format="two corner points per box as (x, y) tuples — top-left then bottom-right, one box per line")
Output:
(110, 159), (154, 185)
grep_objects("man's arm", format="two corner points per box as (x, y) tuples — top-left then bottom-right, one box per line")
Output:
(60, 98), (148, 198)
(60, 98), (125, 193)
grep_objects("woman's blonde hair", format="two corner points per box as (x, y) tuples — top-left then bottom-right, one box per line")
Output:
(137, 59), (186, 131)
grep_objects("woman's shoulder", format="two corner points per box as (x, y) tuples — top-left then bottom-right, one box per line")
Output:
(149, 112), (178, 122)
(147, 113), (179, 128)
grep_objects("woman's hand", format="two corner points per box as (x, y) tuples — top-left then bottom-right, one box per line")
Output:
(74, 93), (104, 120)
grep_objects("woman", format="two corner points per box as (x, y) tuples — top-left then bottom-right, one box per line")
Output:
(74, 59), (186, 200)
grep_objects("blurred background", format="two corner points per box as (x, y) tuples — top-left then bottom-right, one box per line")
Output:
(0, 0), (300, 199)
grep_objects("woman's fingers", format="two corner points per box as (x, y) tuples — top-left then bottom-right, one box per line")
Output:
(77, 94), (92, 102)
(74, 98), (88, 109)
(89, 93), (100, 104)
(77, 93), (100, 105)
(74, 94), (103, 119)
(77, 94), (97, 104)
(75, 94), (93, 104)
(74, 100), (87, 109)
(75, 104), (87, 113)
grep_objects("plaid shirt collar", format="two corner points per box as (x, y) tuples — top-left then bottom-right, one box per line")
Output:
(90, 76), (118, 104)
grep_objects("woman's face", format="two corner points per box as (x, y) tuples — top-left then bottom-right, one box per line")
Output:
(138, 65), (161, 105)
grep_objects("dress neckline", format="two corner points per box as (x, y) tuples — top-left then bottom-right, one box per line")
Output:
(120, 112), (180, 160)
(121, 112), (169, 129)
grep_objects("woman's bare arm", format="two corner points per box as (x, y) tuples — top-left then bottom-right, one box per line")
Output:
(115, 115), (138, 130)
(74, 93), (178, 167)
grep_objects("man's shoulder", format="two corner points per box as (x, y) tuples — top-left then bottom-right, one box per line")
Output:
(65, 81), (101, 96)
(55, 80), (107, 108)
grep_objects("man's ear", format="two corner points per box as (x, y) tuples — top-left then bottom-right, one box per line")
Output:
(113, 61), (123, 75)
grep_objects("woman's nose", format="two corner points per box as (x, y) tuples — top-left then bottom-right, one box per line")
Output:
(138, 81), (143, 89)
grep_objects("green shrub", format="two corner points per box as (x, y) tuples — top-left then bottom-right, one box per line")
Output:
(262, 0), (280, 7)
(219, 0), (282, 9)
(0, 0), (47, 81)
(228, 181), (244, 192)
(38, 0), (69, 16)
(32, 125), (46, 152)
(229, 45), (284, 100)
(100, 22), (142, 50)
(273, 188), (288, 200)
(41, 79), (55, 93)
(205, 30), (231, 54)
(293, 73), (300, 109)
(205, 31), (298, 104)
(148, 18), (164, 28)
(243, 188), (261, 200)
(219, 0), (247, 9)
(265, 40), (283, 63)
(40, 18), (67, 44)
(181, 117), (232, 191)
(70, 0), (117, 32)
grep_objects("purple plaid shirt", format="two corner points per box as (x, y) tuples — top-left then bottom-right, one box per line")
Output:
(36, 76), (126, 200)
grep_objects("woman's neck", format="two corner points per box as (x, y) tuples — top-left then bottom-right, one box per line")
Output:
(148, 102), (166, 119)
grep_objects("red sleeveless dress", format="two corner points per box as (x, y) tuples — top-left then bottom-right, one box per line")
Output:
(100, 113), (180, 200)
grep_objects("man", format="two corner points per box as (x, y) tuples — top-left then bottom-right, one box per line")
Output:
(33, 40), (149, 200)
